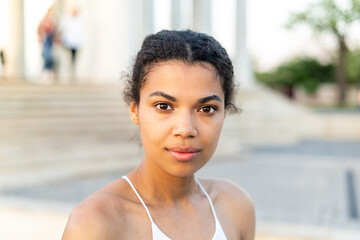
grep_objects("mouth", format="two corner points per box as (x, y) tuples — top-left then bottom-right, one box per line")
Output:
(166, 147), (201, 162)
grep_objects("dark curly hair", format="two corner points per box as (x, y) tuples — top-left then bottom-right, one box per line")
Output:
(123, 29), (239, 113)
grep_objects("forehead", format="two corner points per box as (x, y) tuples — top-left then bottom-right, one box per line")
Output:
(141, 61), (223, 97)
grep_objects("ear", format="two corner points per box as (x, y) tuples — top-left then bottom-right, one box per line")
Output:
(129, 102), (139, 125)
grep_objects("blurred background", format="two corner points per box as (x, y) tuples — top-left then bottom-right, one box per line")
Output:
(0, 0), (359, 239)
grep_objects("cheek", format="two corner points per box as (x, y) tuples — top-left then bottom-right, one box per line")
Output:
(200, 116), (224, 145)
(137, 109), (169, 145)
(212, 121), (224, 143)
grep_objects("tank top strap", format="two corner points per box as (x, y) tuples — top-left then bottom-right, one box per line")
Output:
(195, 178), (219, 220)
(122, 176), (155, 224)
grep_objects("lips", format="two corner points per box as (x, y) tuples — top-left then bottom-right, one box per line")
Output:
(166, 147), (201, 162)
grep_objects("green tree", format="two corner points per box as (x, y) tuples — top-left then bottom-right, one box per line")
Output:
(346, 48), (360, 85)
(287, 0), (360, 105)
(256, 57), (334, 97)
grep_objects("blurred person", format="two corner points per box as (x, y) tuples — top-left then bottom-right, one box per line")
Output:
(37, 6), (57, 83)
(62, 30), (255, 240)
(0, 31), (7, 80)
(59, 6), (83, 81)
(0, 48), (5, 79)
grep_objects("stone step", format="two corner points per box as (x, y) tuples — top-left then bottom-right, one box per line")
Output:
(0, 116), (136, 139)
(0, 107), (129, 118)
(0, 84), (136, 150)
(0, 101), (126, 110)
(1, 116), (132, 129)
(0, 142), (140, 169)
(0, 85), (127, 110)
(0, 84), (139, 180)
(0, 94), (125, 101)
(0, 84), (125, 94)
(1, 118), (130, 139)
(0, 128), (137, 148)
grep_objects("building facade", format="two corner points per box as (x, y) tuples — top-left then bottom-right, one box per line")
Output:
(1, 0), (252, 86)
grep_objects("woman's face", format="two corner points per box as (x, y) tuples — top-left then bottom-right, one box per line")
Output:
(130, 61), (225, 177)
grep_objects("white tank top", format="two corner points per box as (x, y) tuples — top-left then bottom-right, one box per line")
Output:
(122, 176), (228, 240)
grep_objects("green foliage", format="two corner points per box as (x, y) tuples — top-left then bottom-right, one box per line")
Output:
(283, 0), (360, 103)
(286, 0), (360, 37)
(346, 48), (360, 84)
(256, 48), (360, 95)
(256, 57), (335, 95)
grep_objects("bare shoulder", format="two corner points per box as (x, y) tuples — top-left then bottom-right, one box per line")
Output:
(62, 179), (132, 240)
(199, 178), (254, 212)
(198, 178), (256, 240)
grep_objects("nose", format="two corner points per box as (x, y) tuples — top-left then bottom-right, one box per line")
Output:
(173, 110), (198, 138)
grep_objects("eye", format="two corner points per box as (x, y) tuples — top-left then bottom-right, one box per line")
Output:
(198, 105), (217, 114)
(155, 102), (173, 111)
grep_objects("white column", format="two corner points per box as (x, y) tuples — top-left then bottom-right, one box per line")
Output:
(7, 0), (25, 79)
(129, 0), (154, 55)
(235, 0), (253, 88)
(0, 0), (8, 78)
(74, 0), (133, 82)
(193, 0), (211, 34)
(182, 0), (193, 29)
(171, 0), (181, 29)
(143, 0), (154, 36)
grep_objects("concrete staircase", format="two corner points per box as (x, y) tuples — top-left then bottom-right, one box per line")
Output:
(226, 84), (360, 146)
(0, 84), (141, 190)
(230, 85), (323, 145)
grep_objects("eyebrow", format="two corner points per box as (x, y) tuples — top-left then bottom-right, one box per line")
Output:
(148, 91), (222, 104)
(148, 91), (177, 102)
(197, 95), (222, 104)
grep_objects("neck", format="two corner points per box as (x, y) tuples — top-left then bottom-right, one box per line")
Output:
(128, 159), (199, 205)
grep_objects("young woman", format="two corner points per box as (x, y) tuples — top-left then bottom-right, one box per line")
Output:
(62, 30), (255, 240)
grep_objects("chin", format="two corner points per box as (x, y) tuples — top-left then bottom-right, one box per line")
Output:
(166, 162), (206, 178)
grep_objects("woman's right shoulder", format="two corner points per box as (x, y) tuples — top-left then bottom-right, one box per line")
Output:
(62, 178), (134, 240)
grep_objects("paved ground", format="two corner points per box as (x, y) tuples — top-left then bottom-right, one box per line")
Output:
(0, 139), (359, 240)
(252, 139), (360, 158)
